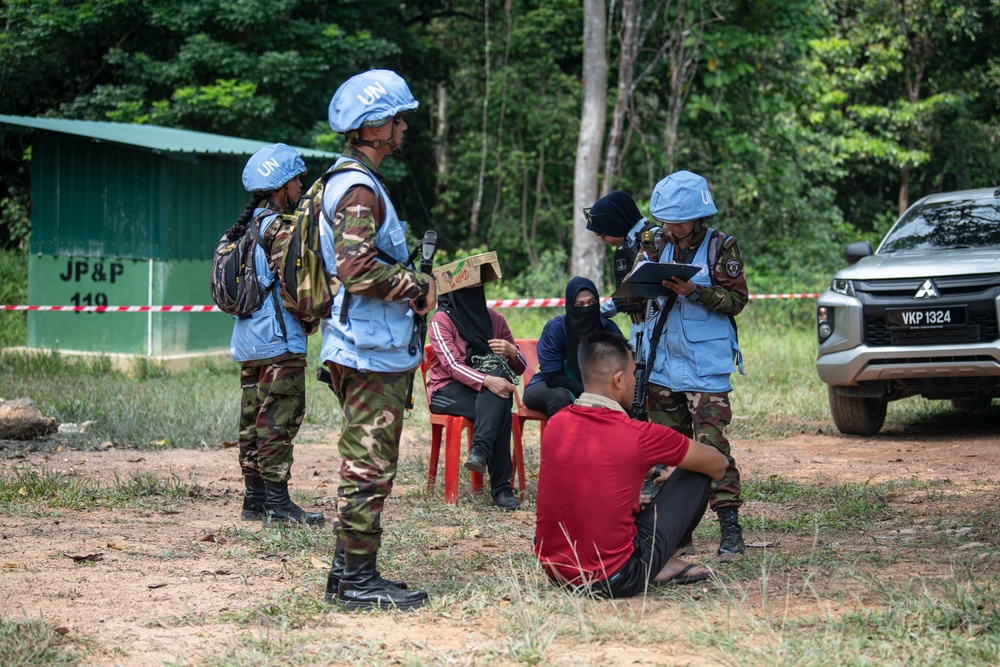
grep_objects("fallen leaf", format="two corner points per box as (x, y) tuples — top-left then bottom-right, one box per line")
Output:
(4, 563), (19, 569)
(160, 510), (180, 515)
(64, 552), (103, 563)
(150, 439), (167, 446)
(218, 441), (237, 449)
(199, 534), (227, 544)
(746, 541), (774, 549)
(18, 487), (27, 496)
(53, 626), (70, 635)
(310, 556), (329, 570)
(199, 568), (232, 575)
(126, 458), (146, 463)
(97, 441), (116, 450)
(147, 583), (167, 589)
(106, 543), (124, 550)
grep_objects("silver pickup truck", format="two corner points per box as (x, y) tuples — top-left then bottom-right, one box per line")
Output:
(815, 187), (1000, 435)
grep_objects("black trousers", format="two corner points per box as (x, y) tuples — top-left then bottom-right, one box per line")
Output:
(522, 381), (576, 418)
(593, 468), (711, 598)
(429, 368), (514, 496)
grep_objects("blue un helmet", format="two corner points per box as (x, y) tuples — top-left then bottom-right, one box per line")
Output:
(649, 170), (718, 224)
(328, 69), (419, 133)
(242, 143), (306, 192)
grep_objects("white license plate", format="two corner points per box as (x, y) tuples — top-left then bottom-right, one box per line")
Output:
(886, 306), (967, 329)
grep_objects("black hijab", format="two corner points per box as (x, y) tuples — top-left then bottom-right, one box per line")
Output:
(585, 190), (643, 238)
(437, 284), (492, 363)
(564, 276), (603, 380)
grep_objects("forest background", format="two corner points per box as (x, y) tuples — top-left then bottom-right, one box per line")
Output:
(1, 0), (1000, 312)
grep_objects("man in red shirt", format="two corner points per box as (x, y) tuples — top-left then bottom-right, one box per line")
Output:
(534, 330), (728, 597)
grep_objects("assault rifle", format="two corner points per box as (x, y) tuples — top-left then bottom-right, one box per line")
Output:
(405, 230), (438, 411)
(628, 292), (678, 421)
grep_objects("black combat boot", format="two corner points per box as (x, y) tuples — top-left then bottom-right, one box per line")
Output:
(262, 480), (326, 526)
(716, 506), (746, 562)
(240, 475), (267, 521)
(323, 538), (408, 604)
(337, 552), (428, 611)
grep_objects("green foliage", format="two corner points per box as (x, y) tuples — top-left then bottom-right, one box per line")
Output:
(0, 249), (27, 346)
(2, 0), (1000, 291)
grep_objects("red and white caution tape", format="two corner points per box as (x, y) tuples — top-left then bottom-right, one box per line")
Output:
(747, 293), (820, 300)
(0, 292), (820, 313)
(0, 305), (219, 313)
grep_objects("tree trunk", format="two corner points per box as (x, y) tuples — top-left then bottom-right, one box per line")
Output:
(601, 0), (640, 196)
(898, 164), (910, 216)
(663, 0), (716, 174)
(898, 6), (931, 216)
(571, 0), (608, 286)
(433, 81), (449, 201)
(469, 0), (492, 243)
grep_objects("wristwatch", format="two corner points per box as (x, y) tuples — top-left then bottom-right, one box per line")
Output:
(690, 285), (703, 301)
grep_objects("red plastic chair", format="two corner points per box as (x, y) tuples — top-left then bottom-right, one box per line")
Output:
(420, 344), (483, 503)
(511, 338), (547, 497)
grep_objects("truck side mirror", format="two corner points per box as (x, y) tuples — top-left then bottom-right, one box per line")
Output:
(844, 241), (873, 265)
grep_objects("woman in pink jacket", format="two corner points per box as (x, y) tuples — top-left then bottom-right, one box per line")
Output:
(426, 284), (526, 510)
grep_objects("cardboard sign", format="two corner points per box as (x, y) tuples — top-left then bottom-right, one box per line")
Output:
(433, 252), (502, 294)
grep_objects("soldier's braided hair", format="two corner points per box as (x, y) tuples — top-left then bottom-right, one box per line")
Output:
(227, 193), (266, 241)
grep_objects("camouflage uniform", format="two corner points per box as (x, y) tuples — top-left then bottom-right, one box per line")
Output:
(643, 225), (748, 510)
(324, 362), (408, 554)
(646, 387), (740, 507)
(325, 148), (431, 557)
(238, 353), (307, 483)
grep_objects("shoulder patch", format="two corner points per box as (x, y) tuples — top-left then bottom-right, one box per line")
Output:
(726, 257), (742, 278)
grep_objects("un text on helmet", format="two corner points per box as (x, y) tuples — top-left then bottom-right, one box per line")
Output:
(356, 82), (388, 105)
(257, 157), (281, 177)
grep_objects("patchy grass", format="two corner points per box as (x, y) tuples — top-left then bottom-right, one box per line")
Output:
(0, 617), (86, 666)
(0, 467), (194, 515)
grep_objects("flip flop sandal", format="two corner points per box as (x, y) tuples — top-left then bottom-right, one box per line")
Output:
(664, 563), (713, 585)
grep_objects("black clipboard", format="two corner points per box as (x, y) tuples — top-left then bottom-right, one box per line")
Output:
(611, 261), (701, 299)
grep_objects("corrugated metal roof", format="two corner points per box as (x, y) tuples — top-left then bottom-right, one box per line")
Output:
(0, 114), (337, 159)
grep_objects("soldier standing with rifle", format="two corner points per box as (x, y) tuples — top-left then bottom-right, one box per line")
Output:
(638, 171), (749, 563)
(319, 69), (436, 611)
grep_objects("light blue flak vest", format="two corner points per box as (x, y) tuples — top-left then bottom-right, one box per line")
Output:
(318, 157), (417, 373)
(640, 227), (742, 393)
(230, 210), (307, 362)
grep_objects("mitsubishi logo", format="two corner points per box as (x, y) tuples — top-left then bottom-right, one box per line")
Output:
(914, 279), (939, 299)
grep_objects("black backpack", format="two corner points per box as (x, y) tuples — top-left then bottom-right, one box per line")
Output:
(210, 209), (279, 319)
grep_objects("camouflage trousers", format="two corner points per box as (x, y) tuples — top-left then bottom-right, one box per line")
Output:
(325, 361), (409, 556)
(238, 354), (306, 484)
(646, 383), (742, 509)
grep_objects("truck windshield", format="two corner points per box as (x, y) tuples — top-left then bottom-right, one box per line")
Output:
(879, 197), (1000, 255)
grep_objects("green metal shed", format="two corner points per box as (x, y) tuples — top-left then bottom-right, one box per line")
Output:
(0, 114), (336, 361)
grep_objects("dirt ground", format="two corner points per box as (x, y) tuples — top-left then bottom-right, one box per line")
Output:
(1, 419), (998, 666)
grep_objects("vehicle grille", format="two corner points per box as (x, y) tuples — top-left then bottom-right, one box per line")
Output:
(864, 310), (999, 346)
(856, 273), (1000, 297)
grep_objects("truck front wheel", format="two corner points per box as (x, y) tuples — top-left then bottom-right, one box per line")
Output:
(828, 386), (887, 436)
